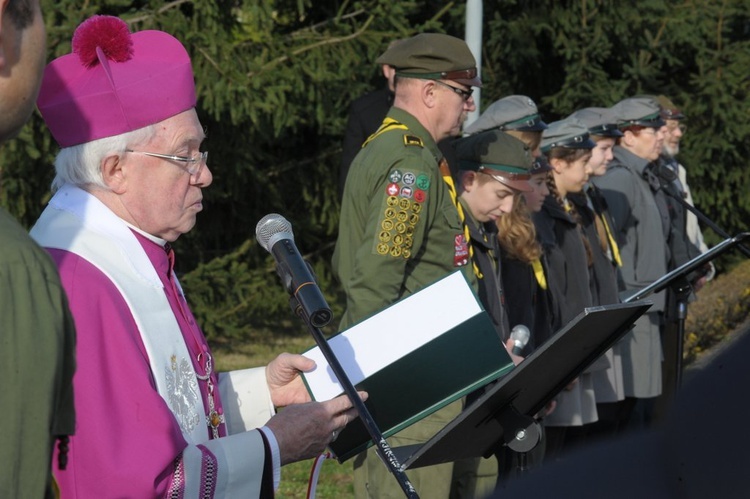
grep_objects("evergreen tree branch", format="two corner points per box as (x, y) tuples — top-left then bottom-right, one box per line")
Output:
(127, 0), (193, 25)
(246, 14), (375, 79)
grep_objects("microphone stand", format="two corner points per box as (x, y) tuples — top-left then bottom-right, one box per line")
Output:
(288, 295), (420, 499)
(624, 232), (750, 389)
(655, 168), (750, 259)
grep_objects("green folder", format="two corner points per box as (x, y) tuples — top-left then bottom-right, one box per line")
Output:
(300, 271), (515, 462)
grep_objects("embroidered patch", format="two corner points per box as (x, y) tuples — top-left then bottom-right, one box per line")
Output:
(404, 135), (424, 147)
(373, 170), (430, 259)
(454, 234), (470, 267)
(166, 355), (201, 435)
(416, 174), (430, 190)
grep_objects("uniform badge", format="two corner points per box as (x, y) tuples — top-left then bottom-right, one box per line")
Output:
(400, 186), (413, 198)
(416, 174), (430, 190)
(454, 234), (470, 267)
(386, 183), (400, 196)
(414, 190), (427, 203)
(403, 172), (416, 185)
(389, 170), (403, 183)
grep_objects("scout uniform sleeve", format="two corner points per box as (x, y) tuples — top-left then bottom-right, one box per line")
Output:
(342, 148), (437, 324)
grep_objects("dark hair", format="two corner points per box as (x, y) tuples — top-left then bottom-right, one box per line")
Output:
(544, 155), (593, 266)
(546, 146), (590, 163)
(6, 0), (35, 29)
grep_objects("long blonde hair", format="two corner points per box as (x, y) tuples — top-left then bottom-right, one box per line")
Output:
(497, 195), (541, 264)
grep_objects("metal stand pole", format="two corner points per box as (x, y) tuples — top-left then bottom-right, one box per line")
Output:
(290, 297), (420, 498)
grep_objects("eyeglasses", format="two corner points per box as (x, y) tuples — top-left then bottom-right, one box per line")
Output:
(433, 80), (473, 101)
(126, 149), (208, 178)
(666, 122), (688, 133)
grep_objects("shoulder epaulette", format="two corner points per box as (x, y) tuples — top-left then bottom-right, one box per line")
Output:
(403, 135), (424, 148)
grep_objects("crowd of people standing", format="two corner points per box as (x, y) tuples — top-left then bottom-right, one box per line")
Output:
(337, 34), (712, 497)
(2, 3), (714, 496)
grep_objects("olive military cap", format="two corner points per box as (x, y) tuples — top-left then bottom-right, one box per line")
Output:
(541, 118), (596, 152)
(454, 130), (533, 192)
(568, 107), (623, 138)
(656, 95), (686, 120)
(376, 33), (482, 87)
(612, 97), (666, 129)
(464, 95), (547, 134)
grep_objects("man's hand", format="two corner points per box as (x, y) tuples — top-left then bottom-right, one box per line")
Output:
(265, 392), (367, 465)
(266, 353), (316, 407)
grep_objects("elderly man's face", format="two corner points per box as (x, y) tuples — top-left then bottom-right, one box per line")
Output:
(0, 0), (47, 143)
(121, 109), (212, 241)
(663, 119), (684, 157)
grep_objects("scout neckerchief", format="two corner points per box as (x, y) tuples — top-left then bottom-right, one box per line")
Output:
(599, 213), (622, 267)
(438, 159), (479, 277)
(531, 258), (547, 290)
(587, 185), (622, 267)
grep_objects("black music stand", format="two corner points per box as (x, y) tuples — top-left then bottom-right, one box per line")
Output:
(389, 301), (652, 470)
(624, 232), (750, 389)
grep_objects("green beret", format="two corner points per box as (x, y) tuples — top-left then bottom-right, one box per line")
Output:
(376, 33), (481, 87)
(454, 130), (532, 192)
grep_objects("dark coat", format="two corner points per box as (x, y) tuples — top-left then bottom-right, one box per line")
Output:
(461, 207), (511, 342)
(532, 196), (593, 332)
(339, 87), (394, 196)
(569, 187), (620, 308)
(499, 248), (553, 353)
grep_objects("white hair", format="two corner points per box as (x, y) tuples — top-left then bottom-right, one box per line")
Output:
(51, 125), (155, 192)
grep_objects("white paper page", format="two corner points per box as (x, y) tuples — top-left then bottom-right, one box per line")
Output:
(303, 271), (481, 401)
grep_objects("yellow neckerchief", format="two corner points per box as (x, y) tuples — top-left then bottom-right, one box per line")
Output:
(438, 160), (481, 278)
(531, 258), (548, 290)
(600, 213), (623, 267)
(361, 117), (408, 148)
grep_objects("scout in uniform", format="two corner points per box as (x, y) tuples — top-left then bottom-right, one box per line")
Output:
(567, 107), (628, 440)
(533, 118), (598, 460)
(333, 32), (481, 499)
(590, 97), (669, 430)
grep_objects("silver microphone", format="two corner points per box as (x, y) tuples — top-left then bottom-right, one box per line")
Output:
(255, 214), (333, 327)
(510, 324), (531, 356)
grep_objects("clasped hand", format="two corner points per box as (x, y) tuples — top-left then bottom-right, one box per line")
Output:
(264, 353), (367, 465)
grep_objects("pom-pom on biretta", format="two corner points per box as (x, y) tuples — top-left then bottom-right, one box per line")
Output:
(37, 15), (196, 147)
(72, 15), (134, 67)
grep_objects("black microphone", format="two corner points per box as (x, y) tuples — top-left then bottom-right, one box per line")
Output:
(255, 214), (333, 328)
(509, 324), (531, 356)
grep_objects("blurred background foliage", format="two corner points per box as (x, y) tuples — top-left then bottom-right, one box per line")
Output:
(1, 0), (748, 345)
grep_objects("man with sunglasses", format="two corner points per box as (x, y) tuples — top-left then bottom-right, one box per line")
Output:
(30, 15), (362, 498)
(333, 32), (482, 498)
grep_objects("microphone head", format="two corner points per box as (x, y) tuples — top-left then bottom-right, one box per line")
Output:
(510, 324), (531, 346)
(255, 213), (294, 252)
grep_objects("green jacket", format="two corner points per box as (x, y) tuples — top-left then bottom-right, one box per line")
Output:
(333, 107), (477, 329)
(0, 208), (76, 498)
